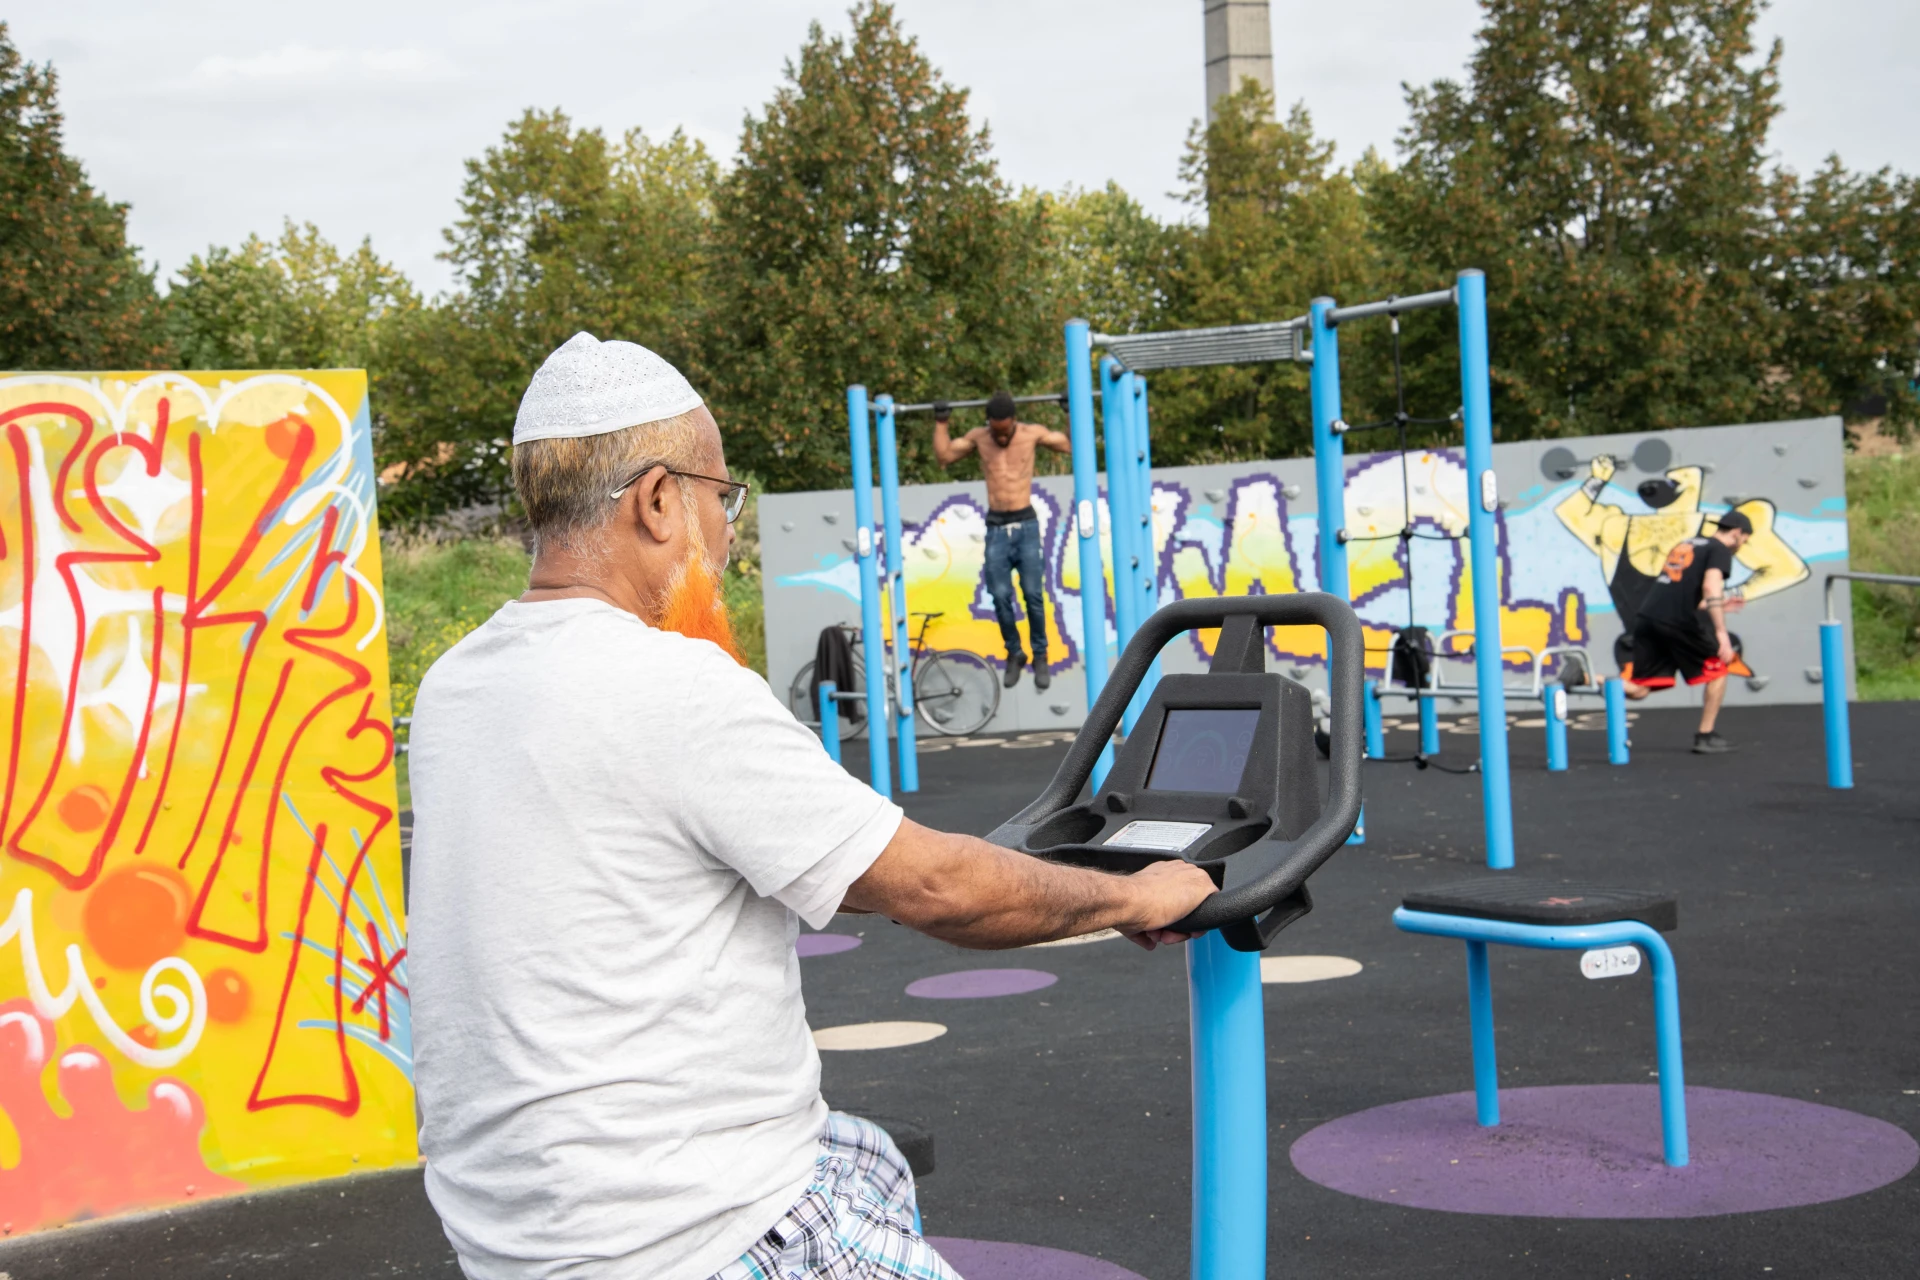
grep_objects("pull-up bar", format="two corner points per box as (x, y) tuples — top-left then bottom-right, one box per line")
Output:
(882, 390), (1101, 415)
(1326, 287), (1457, 326)
(1093, 317), (1309, 371)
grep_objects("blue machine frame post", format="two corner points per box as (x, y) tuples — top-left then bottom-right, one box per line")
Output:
(845, 385), (892, 797)
(1063, 321), (1114, 784)
(1364, 680), (1384, 759)
(1605, 677), (1631, 765)
(1820, 620), (1852, 789)
(1456, 270), (1515, 869)
(1394, 907), (1689, 1167)
(1187, 929), (1267, 1280)
(817, 682), (841, 764)
(1419, 691), (1440, 758)
(1101, 358), (1140, 653)
(1309, 297), (1362, 845)
(1544, 684), (1569, 772)
(874, 395), (918, 792)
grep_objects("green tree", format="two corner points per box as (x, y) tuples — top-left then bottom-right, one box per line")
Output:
(698, 2), (1051, 492)
(1147, 84), (1381, 464)
(1762, 160), (1920, 435)
(376, 114), (715, 523)
(1370, 0), (1786, 438)
(0, 24), (169, 369)
(167, 220), (420, 370)
(1023, 182), (1179, 338)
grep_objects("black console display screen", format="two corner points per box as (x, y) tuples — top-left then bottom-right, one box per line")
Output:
(1145, 708), (1260, 793)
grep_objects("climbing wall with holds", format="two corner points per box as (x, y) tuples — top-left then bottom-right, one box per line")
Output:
(0, 370), (415, 1237)
(763, 417), (1851, 733)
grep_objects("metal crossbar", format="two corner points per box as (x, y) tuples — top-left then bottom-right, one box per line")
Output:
(1825, 571), (1920, 623)
(1326, 288), (1457, 326)
(1092, 318), (1309, 371)
(885, 391), (1100, 415)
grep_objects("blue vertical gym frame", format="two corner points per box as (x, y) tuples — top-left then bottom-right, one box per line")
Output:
(873, 396), (919, 792)
(1063, 321), (1115, 785)
(1455, 269), (1516, 869)
(1101, 359), (1140, 652)
(1187, 928), (1266, 1280)
(844, 386), (891, 797)
(1309, 298), (1363, 846)
(1129, 376), (1164, 732)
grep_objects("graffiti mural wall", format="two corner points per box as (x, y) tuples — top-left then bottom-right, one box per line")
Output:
(761, 418), (1850, 733)
(0, 371), (414, 1235)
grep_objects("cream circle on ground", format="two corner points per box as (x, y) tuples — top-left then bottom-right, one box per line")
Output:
(1261, 955), (1363, 984)
(812, 1021), (948, 1051)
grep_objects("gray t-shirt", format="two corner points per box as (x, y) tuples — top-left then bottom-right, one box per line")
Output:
(408, 599), (901, 1280)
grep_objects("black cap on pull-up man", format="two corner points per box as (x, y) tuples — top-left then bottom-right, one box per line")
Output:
(931, 389), (1073, 690)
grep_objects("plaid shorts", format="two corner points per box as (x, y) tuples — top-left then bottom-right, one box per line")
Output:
(707, 1112), (960, 1280)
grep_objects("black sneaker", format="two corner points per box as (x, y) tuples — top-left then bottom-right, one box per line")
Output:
(1003, 652), (1026, 688)
(1692, 732), (1735, 754)
(1033, 661), (1051, 691)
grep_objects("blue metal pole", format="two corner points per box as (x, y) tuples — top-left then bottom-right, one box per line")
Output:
(1309, 298), (1348, 609)
(1605, 677), (1630, 765)
(1131, 377), (1164, 732)
(1642, 930), (1690, 1167)
(1102, 359), (1139, 655)
(846, 385), (891, 797)
(1419, 691), (1440, 758)
(1545, 684), (1569, 772)
(1821, 620), (1852, 788)
(1465, 939), (1499, 1126)
(1365, 680), (1384, 759)
(1187, 930), (1266, 1280)
(1457, 270), (1515, 870)
(818, 681), (841, 765)
(875, 396), (918, 792)
(1311, 298), (1362, 844)
(1066, 322), (1114, 785)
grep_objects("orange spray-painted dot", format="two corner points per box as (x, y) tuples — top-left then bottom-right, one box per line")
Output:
(83, 864), (192, 970)
(264, 417), (306, 459)
(205, 968), (250, 1023)
(57, 785), (112, 832)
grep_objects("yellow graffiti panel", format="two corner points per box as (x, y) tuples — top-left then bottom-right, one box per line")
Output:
(0, 371), (414, 1235)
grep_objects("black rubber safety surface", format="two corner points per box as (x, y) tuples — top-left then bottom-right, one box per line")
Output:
(3, 703), (1915, 1279)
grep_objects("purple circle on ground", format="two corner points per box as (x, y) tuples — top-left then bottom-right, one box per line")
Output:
(926, 1237), (1147, 1280)
(905, 968), (1058, 999)
(1290, 1085), (1918, 1219)
(796, 933), (861, 957)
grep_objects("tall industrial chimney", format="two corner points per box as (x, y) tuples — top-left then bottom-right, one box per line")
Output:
(1203, 0), (1274, 120)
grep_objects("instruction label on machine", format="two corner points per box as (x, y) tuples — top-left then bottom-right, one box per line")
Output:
(1104, 820), (1211, 852)
(1580, 945), (1642, 979)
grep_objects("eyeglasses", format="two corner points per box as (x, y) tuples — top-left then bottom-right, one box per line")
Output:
(610, 464), (750, 524)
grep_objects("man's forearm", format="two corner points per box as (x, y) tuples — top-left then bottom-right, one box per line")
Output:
(846, 826), (1170, 949)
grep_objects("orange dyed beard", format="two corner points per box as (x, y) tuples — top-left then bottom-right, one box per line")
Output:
(654, 525), (744, 665)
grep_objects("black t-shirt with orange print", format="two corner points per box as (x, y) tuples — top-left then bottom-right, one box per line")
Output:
(1637, 535), (1735, 629)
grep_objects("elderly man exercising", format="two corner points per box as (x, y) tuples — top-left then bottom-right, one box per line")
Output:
(408, 335), (1214, 1280)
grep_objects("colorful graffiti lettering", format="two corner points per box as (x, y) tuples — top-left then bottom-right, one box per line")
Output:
(0, 372), (414, 1235)
(778, 445), (1836, 683)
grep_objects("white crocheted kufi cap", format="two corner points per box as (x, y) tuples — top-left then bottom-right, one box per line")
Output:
(512, 332), (705, 445)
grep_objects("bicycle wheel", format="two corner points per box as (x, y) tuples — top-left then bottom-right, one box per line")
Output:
(788, 655), (869, 739)
(914, 650), (1000, 737)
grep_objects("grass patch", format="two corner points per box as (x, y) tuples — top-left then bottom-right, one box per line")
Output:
(1846, 450), (1920, 700)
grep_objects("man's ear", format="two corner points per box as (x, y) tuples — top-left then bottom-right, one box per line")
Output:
(623, 465), (677, 546)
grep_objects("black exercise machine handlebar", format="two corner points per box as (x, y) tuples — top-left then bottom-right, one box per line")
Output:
(985, 594), (1364, 948)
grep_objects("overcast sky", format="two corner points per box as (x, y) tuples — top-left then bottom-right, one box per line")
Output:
(15, 0), (1917, 296)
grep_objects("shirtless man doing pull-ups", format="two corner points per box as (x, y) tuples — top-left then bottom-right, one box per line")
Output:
(933, 390), (1073, 690)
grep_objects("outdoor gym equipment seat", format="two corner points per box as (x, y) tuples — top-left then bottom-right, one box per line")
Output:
(1392, 877), (1689, 1166)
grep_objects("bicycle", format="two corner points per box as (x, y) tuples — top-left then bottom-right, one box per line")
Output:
(787, 611), (1002, 738)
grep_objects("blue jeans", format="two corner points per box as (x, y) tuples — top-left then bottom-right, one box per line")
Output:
(983, 516), (1047, 662)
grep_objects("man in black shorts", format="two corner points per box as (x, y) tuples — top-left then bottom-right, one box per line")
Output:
(1622, 510), (1752, 753)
